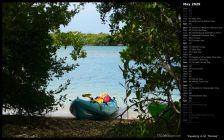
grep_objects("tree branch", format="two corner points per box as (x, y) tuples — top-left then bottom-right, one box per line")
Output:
(12, 2), (35, 22)
(166, 89), (180, 114)
(115, 98), (168, 119)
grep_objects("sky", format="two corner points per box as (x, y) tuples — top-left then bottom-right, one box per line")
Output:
(60, 3), (111, 34)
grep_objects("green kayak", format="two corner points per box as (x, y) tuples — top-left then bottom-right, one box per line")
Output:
(70, 97), (119, 120)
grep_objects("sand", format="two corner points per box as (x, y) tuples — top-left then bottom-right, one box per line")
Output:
(2, 115), (138, 138)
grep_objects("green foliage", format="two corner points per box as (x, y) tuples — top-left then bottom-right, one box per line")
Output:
(110, 117), (180, 137)
(2, 2), (85, 116)
(51, 31), (124, 46)
(148, 101), (168, 119)
(50, 32), (87, 60)
(82, 32), (110, 46)
(97, 2), (181, 136)
(51, 32), (84, 47)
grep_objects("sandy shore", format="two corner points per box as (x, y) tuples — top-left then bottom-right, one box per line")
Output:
(2, 115), (138, 138)
(2, 113), (180, 138)
(2, 104), (149, 138)
(45, 105), (140, 119)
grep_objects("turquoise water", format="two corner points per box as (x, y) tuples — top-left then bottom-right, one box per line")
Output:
(48, 46), (127, 103)
(47, 46), (135, 118)
(2, 45), (180, 118)
(46, 46), (180, 118)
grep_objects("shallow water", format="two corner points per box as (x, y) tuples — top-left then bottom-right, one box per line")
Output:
(46, 46), (138, 119)
(3, 46), (180, 119)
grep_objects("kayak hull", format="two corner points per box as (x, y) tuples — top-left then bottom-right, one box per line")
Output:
(70, 97), (119, 120)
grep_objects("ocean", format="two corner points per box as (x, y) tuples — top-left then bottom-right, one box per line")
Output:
(46, 46), (139, 119)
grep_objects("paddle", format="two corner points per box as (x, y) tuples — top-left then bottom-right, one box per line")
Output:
(82, 93), (94, 101)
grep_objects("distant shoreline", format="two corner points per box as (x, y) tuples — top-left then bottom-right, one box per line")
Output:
(84, 44), (126, 46)
(59, 45), (127, 47)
